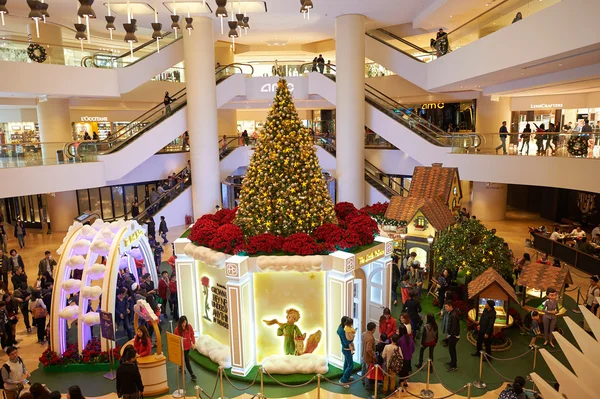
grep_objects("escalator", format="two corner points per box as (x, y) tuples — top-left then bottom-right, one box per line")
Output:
(64, 63), (253, 179)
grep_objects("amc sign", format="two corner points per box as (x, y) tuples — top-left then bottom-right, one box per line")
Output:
(261, 83), (295, 93)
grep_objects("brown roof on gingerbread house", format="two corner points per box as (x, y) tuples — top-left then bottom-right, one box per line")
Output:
(408, 163), (461, 204)
(517, 264), (573, 293)
(385, 196), (455, 231)
(468, 267), (519, 303)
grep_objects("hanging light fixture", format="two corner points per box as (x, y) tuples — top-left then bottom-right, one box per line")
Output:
(105, 0), (115, 39)
(170, 15), (180, 38)
(77, 0), (96, 43)
(228, 20), (237, 51)
(151, 0), (161, 51)
(0, 0), (9, 26)
(215, 0), (227, 35)
(27, 0), (42, 38)
(303, 0), (313, 19)
(123, 22), (137, 61)
(185, 17), (193, 34)
(74, 23), (86, 51)
(242, 16), (249, 33)
(235, 13), (243, 35)
(40, 1), (49, 23)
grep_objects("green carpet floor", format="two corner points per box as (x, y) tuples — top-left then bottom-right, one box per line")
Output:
(30, 262), (584, 398)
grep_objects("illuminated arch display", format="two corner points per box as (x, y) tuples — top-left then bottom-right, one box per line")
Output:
(50, 219), (157, 355)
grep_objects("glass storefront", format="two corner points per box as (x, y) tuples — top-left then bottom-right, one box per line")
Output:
(0, 194), (49, 228)
(511, 107), (600, 133)
(403, 100), (477, 132)
(0, 122), (40, 144)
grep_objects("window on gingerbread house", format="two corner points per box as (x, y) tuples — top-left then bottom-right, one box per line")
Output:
(414, 216), (427, 230)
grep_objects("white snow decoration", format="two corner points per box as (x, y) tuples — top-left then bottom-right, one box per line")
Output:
(184, 243), (196, 257)
(119, 257), (130, 270)
(80, 225), (97, 240)
(92, 219), (108, 230)
(57, 244), (65, 256)
(91, 240), (111, 256)
(81, 285), (102, 300)
(256, 255), (323, 272)
(130, 248), (143, 260)
(87, 263), (106, 280)
(262, 354), (328, 375)
(58, 305), (79, 321)
(61, 279), (82, 294)
(99, 228), (115, 243)
(72, 239), (91, 255)
(188, 244), (227, 268)
(194, 335), (231, 368)
(68, 255), (86, 270)
(82, 311), (100, 326)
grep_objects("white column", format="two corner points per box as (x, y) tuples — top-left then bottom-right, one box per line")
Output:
(335, 14), (365, 206)
(47, 191), (78, 232)
(36, 98), (73, 160)
(183, 17), (221, 218)
(471, 182), (508, 221)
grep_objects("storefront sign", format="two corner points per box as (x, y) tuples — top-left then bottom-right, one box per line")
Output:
(121, 229), (144, 251)
(80, 116), (109, 122)
(246, 77), (308, 101)
(421, 102), (445, 110)
(211, 283), (229, 329)
(357, 248), (385, 267)
(261, 83), (294, 93)
(530, 103), (563, 109)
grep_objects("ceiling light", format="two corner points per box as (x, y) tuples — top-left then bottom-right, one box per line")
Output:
(74, 23), (87, 51)
(151, 22), (162, 50)
(170, 14), (180, 37)
(27, 0), (43, 37)
(243, 16), (249, 32)
(105, 16), (116, 39)
(40, 2), (49, 22)
(123, 22), (137, 60)
(235, 13), (243, 34)
(185, 16), (193, 34)
(449, 15), (452, 17)
(215, 0), (227, 34)
(0, 0), (7, 26)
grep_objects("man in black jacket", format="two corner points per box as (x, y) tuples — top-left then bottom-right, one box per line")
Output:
(472, 300), (496, 357)
(444, 300), (460, 372)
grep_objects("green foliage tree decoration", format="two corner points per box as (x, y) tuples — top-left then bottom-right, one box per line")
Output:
(432, 219), (513, 280)
(234, 79), (337, 237)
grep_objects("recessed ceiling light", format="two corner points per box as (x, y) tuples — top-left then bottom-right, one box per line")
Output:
(485, 3), (489, 6)
(558, 63), (562, 66)
(449, 15), (453, 17)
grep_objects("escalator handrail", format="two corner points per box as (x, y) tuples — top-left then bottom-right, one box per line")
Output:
(364, 160), (409, 196)
(89, 33), (180, 68)
(364, 32), (427, 64)
(364, 169), (404, 198)
(215, 63), (255, 76)
(375, 29), (434, 55)
(115, 32), (174, 60)
(438, 0), (510, 46)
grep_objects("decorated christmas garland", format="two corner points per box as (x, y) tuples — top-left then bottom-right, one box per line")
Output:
(27, 43), (47, 63)
(567, 135), (588, 157)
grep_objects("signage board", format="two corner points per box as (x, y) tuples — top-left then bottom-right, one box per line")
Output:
(99, 311), (115, 341)
(245, 76), (308, 101)
(81, 116), (109, 122)
(166, 332), (184, 366)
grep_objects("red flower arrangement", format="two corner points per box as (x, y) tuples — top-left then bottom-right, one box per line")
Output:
(188, 202), (389, 256)
(39, 338), (121, 367)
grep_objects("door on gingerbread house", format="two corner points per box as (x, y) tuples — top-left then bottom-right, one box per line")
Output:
(352, 279), (363, 363)
(366, 261), (387, 327)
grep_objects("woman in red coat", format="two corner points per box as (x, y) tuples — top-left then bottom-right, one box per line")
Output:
(174, 315), (197, 381)
(133, 325), (152, 357)
(379, 307), (397, 339)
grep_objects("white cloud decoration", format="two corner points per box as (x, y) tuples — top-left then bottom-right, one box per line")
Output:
(109, 220), (126, 233)
(130, 248), (143, 260)
(87, 263), (106, 280)
(58, 305), (80, 321)
(99, 228), (115, 243)
(80, 285), (102, 300)
(194, 335), (231, 369)
(82, 312), (100, 326)
(183, 243), (228, 269)
(91, 240), (111, 256)
(61, 279), (82, 294)
(119, 256), (130, 270)
(262, 354), (328, 375)
(68, 255), (86, 270)
(256, 255), (323, 272)
(92, 219), (109, 230)
(80, 225), (98, 240)
(72, 240), (91, 255)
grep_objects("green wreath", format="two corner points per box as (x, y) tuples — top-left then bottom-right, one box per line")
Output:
(27, 43), (47, 63)
(567, 135), (588, 157)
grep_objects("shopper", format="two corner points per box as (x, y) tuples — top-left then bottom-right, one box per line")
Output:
(0, 249), (11, 286)
(397, 325), (414, 387)
(1, 347), (30, 399)
(527, 310), (541, 349)
(361, 322), (377, 388)
(519, 123), (531, 155)
(169, 274), (179, 320)
(391, 257), (400, 306)
(13, 281), (31, 333)
(116, 348), (144, 399)
(133, 326), (152, 357)
(445, 300), (460, 372)
(500, 376), (527, 399)
(115, 288), (133, 340)
(402, 291), (422, 336)
(471, 300), (496, 358)
(241, 130), (249, 146)
(38, 251), (56, 277)
(379, 307), (396, 338)
(159, 216), (169, 245)
(164, 91), (174, 116)
(0, 222), (7, 253)
(29, 290), (47, 344)
(416, 313), (438, 370)
(495, 121), (508, 154)
(8, 249), (24, 275)
(131, 200), (139, 218)
(582, 119), (593, 133)
(437, 268), (451, 308)
(181, 131), (189, 151)
(174, 316), (197, 381)
(311, 57), (318, 72)
(67, 386), (85, 399)
(146, 218), (156, 241)
(317, 54), (325, 73)
(542, 288), (559, 348)
(14, 221), (26, 249)
(535, 123), (546, 155)
(158, 271), (170, 318)
(336, 316), (354, 384)
(512, 11), (523, 23)
(381, 333), (401, 395)
(586, 276), (599, 315)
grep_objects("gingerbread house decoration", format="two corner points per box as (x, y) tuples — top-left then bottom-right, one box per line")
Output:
(408, 163), (462, 212)
(518, 264), (573, 308)
(468, 267), (519, 325)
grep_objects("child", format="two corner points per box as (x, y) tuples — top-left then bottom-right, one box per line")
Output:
(344, 318), (356, 354)
(376, 333), (388, 367)
(400, 313), (412, 338)
(400, 274), (411, 304)
(528, 310), (541, 349)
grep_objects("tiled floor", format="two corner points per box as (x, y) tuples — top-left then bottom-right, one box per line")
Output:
(6, 211), (589, 398)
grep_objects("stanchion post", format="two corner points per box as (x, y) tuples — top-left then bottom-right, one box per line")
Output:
(260, 366), (265, 399)
(317, 374), (321, 399)
(472, 351), (487, 389)
(420, 359), (434, 398)
(218, 366), (228, 399)
(195, 385), (200, 399)
(372, 365), (379, 399)
(467, 383), (472, 399)
(533, 345), (538, 371)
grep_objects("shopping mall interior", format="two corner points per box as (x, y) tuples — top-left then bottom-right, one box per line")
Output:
(0, 0), (599, 398)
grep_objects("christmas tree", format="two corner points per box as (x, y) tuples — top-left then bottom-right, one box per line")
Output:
(234, 79), (337, 237)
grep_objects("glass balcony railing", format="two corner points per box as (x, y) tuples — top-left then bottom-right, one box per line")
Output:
(0, 31), (179, 68)
(367, 0), (561, 62)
